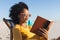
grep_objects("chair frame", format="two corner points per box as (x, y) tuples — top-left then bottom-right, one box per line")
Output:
(3, 18), (13, 40)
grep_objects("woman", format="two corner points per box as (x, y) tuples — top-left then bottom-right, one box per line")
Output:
(9, 2), (48, 40)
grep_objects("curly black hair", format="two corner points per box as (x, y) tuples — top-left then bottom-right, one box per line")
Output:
(9, 2), (29, 24)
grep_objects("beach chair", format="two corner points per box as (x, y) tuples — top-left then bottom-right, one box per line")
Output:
(3, 18), (23, 40)
(3, 18), (14, 40)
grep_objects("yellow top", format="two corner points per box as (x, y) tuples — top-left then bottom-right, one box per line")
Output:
(13, 24), (46, 40)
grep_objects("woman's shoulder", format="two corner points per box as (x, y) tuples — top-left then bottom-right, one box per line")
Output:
(13, 24), (21, 30)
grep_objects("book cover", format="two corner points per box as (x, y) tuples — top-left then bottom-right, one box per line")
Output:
(30, 16), (51, 36)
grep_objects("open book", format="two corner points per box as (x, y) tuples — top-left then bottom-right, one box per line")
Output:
(30, 16), (53, 36)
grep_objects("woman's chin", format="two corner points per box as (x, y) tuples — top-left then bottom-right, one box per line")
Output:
(23, 20), (27, 23)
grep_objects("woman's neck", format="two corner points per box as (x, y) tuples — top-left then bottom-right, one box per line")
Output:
(19, 22), (27, 28)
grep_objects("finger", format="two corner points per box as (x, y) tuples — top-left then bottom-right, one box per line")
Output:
(42, 28), (48, 32)
(39, 28), (48, 35)
(42, 28), (48, 34)
(36, 29), (48, 39)
(41, 33), (48, 39)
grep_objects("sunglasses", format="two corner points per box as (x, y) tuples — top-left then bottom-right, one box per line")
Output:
(20, 13), (31, 17)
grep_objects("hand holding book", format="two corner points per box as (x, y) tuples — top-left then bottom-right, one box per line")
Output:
(30, 16), (53, 39)
(39, 28), (48, 38)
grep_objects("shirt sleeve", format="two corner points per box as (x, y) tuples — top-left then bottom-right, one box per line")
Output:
(13, 28), (23, 40)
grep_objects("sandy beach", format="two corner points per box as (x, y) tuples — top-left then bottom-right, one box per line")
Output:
(0, 20), (60, 40)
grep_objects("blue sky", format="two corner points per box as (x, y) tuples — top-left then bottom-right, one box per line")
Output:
(0, 0), (60, 21)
